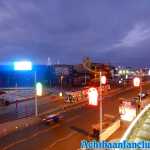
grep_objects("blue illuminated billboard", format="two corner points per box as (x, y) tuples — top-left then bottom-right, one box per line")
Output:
(14, 61), (32, 71)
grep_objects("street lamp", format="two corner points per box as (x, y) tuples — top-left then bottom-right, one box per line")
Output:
(133, 77), (142, 111)
(133, 77), (140, 87)
(88, 87), (98, 106)
(99, 73), (106, 140)
(60, 75), (64, 89)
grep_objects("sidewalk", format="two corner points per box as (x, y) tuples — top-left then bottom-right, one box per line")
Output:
(108, 122), (129, 141)
(0, 116), (40, 138)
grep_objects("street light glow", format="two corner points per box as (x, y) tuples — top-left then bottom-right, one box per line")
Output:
(101, 76), (107, 85)
(133, 77), (140, 87)
(88, 87), (98, 106)
(36, 82), (42, 96)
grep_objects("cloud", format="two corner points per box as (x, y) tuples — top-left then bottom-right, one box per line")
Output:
(0, 0), (150, 66)
(113, 23), (150, 48)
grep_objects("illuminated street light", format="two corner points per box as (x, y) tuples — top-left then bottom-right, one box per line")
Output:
(133, 77), (140, 87)
(133, 76), (142, 112)
(59, 92), (63, 97)
(99, 72), (106, 140)
(36, 82), (43, 96)
(88, 87), (98, 106)
(100, 75), (106, 85)
(148, 69), (150, 76)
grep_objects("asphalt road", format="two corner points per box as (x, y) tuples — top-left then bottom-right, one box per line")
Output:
(1, 83), (150, 150)
(0, 86), (125, 123)
(0, 95), (65, 123)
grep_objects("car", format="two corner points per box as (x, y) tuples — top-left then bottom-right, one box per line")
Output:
(42, 113), (63, 124)
(64, 94), (78, 103)
(0, 98), (10, 106)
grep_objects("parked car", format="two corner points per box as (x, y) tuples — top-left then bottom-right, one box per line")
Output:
(42, 113), (63, 124)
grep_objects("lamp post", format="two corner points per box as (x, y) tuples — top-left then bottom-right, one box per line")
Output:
(35, 81), (43, 116)
(99, 72), (106, 140)
(60, 75), (64, 89)
(87, 73), (106, 140)
(133, 77), (141, 112)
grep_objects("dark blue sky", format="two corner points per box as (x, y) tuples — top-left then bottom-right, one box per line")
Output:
(0, 0), (150, 66)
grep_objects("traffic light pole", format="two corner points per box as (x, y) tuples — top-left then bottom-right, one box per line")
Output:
(99, 72), (102, 141)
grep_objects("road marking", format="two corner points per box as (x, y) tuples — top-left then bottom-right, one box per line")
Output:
(104, 114), (115, 119)
(44, 131), (77, 150)
(1, 115), (80, 150)
(1, 124), (60, 150)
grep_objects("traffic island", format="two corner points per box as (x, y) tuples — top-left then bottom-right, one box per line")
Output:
(90, 116), (121, 141)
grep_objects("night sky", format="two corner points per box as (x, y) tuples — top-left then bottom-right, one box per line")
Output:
(0, 0), (150, 66)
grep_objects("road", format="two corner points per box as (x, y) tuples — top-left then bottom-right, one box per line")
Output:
(1, 83), (150, 150)
(0, 95), (65, 123)
(0, 86), (125, 123)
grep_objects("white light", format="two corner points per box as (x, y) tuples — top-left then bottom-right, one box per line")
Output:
(119, 80), (122, 84)
(59, 92), (63, 97)
(101, 76), (107, 85)
(120, 106), (136, 122)
(133, 77), (140, 87)
(36, 82), (42, 96)
(88, 88), (98, 106)
(148, 70), (150, 76)
(14, 61), (32, 71)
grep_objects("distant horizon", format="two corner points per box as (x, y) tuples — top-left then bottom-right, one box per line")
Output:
(0, 59), (148, 69)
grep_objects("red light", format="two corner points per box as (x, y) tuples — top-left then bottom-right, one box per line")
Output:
(88, 87), (98, 106)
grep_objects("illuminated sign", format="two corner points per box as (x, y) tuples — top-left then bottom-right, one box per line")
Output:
(14, 61), (32, 71)
(119, 102), (136, 122)
(133, 77), (140, 87)
(88, 87), (98, 106)
(101, 76), (107, 85)
(36, 82), (42, 96)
